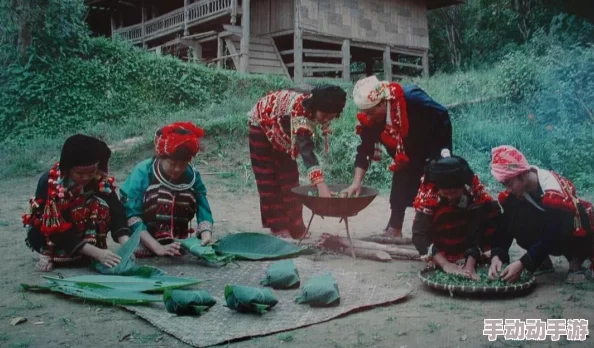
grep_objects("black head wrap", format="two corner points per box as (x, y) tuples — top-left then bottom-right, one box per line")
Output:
(425, 151), (474, 189)
(59, 134), (111, 174)
(301, 84), (347, 115)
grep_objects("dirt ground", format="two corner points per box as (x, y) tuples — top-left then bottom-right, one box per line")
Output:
(1, 162), (594, 348)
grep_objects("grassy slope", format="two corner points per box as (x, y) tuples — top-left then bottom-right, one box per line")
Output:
(1, 38), (592, 197)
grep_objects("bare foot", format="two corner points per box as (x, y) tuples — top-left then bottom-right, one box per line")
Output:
(35, 255), (54, 272)
(383, 227), (403, 238)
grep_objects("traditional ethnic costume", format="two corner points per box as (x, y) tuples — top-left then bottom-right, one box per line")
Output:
(490, 146), (594, 276)
(248, 85), (346, 239)
(412, 151), (500, 264)
(119, 122), (214, 257)
(353, 76), (452, 233)
(23, 134), (131, 266)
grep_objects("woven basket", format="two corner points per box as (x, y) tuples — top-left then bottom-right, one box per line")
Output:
(419, 267), (536, 295)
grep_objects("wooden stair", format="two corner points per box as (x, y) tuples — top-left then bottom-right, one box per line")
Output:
(230, 36), (288, 77)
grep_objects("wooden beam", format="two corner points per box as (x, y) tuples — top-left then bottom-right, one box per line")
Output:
(383, 46), (392, 81)
(224, 38), (241, 70)
(223, 24), (242, 35)
(293, 0), (303, 83)
(287, 62), (343, 69)
(342, 39), (350, 82)
(422, 50), (429, 77)
(239, 0), (250, 73)
(183, 0), (189, 36)
(217, 37), (224, 68)
(270, 38), (291, 79)
(392, 61), (424, 70)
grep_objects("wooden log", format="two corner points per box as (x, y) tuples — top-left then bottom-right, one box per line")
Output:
(319, 234), (420, 261)
(359, 235), (413, 245)
(318, 235), (391, 262)
(224, 38), (241, 69)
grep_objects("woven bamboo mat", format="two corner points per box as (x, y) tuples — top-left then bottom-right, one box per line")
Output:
(121, 258), (412, 347)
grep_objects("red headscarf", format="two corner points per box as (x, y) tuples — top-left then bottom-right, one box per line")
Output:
(154, 122), (205, 158)
(490, 145), (531, 183)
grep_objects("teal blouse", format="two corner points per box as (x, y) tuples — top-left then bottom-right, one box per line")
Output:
(119, 158), (214, 237)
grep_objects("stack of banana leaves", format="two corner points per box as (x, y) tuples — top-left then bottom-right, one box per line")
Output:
(21, 230), (201, 305)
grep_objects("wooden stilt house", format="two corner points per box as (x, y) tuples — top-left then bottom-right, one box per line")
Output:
(85, 0), (464, 81)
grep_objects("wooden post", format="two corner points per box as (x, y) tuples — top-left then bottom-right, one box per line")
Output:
(217, 36), (224, 69)
(293, 1), (303, 83)
(342, 39), (350, 82)
(184, 0), (189, 36)
(383, 46), (392, 81)
(422, 50), (429, 78)
(239, 0), (251, 73)
(141, 1), (147, 48)
(193, 43), (203, 62)
(110, 11), (117, 39)
(230, 0), (238, 25)
(155, 46), (162, 56)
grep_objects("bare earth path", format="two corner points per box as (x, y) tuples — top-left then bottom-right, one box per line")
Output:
(1, 169), (593, 348)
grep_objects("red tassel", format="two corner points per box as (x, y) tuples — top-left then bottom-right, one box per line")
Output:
(380, 131), (398, 149)
(574, 228), (587, 237)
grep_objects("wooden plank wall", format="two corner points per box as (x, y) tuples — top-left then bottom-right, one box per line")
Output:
(297, 0), (429, 49)
(251, 0), (295, 36)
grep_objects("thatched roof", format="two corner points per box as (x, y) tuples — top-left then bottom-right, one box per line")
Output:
(427, 0), (466, 10)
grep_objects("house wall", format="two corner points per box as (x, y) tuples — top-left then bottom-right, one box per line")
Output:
(251, 0), (295, 36)
(297, 0), (429, 49)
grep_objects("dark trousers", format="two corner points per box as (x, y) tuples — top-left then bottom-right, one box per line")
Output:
(388, 163), (424, 229)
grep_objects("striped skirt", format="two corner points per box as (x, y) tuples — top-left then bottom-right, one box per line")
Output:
(249, 125), (306, 239)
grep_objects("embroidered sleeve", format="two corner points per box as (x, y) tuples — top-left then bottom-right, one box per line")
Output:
(307, 166), (325, 186)
(412, 179), (439, 215)
(119, 161), (151, 235)
(193, 170), (214, 235)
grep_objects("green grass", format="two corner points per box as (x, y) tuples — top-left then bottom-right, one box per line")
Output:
(2, 40), (593, 200)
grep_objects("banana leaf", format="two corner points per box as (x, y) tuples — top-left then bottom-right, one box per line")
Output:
(163, 289), (217, 315)
(224, 285), (278, 314)
(49, 285), (161, 305)
(259, 259), (300, 289)
(295, 273), (340, 307)
(177, 238), (235, 266)
(41, 275), (201, 293)
(21, 283), (161, 305)
(91, 230), (165, 277)
(213, 233), (315, 260)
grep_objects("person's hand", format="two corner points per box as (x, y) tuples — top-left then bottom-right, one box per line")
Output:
(200, 231), (213, 246)
(442, 262), (472, 278)
(96, 249), (122, 268)
(155, 242), (182, 257)
(342, 183), (362, 197)
(317, 183), (332, 198)
(462, 262), (479, 281)
(500, 260), (525, 283)
(488, 256), (503, 280)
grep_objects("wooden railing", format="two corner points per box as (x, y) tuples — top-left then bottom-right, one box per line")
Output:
(114, 0), (235, 44)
